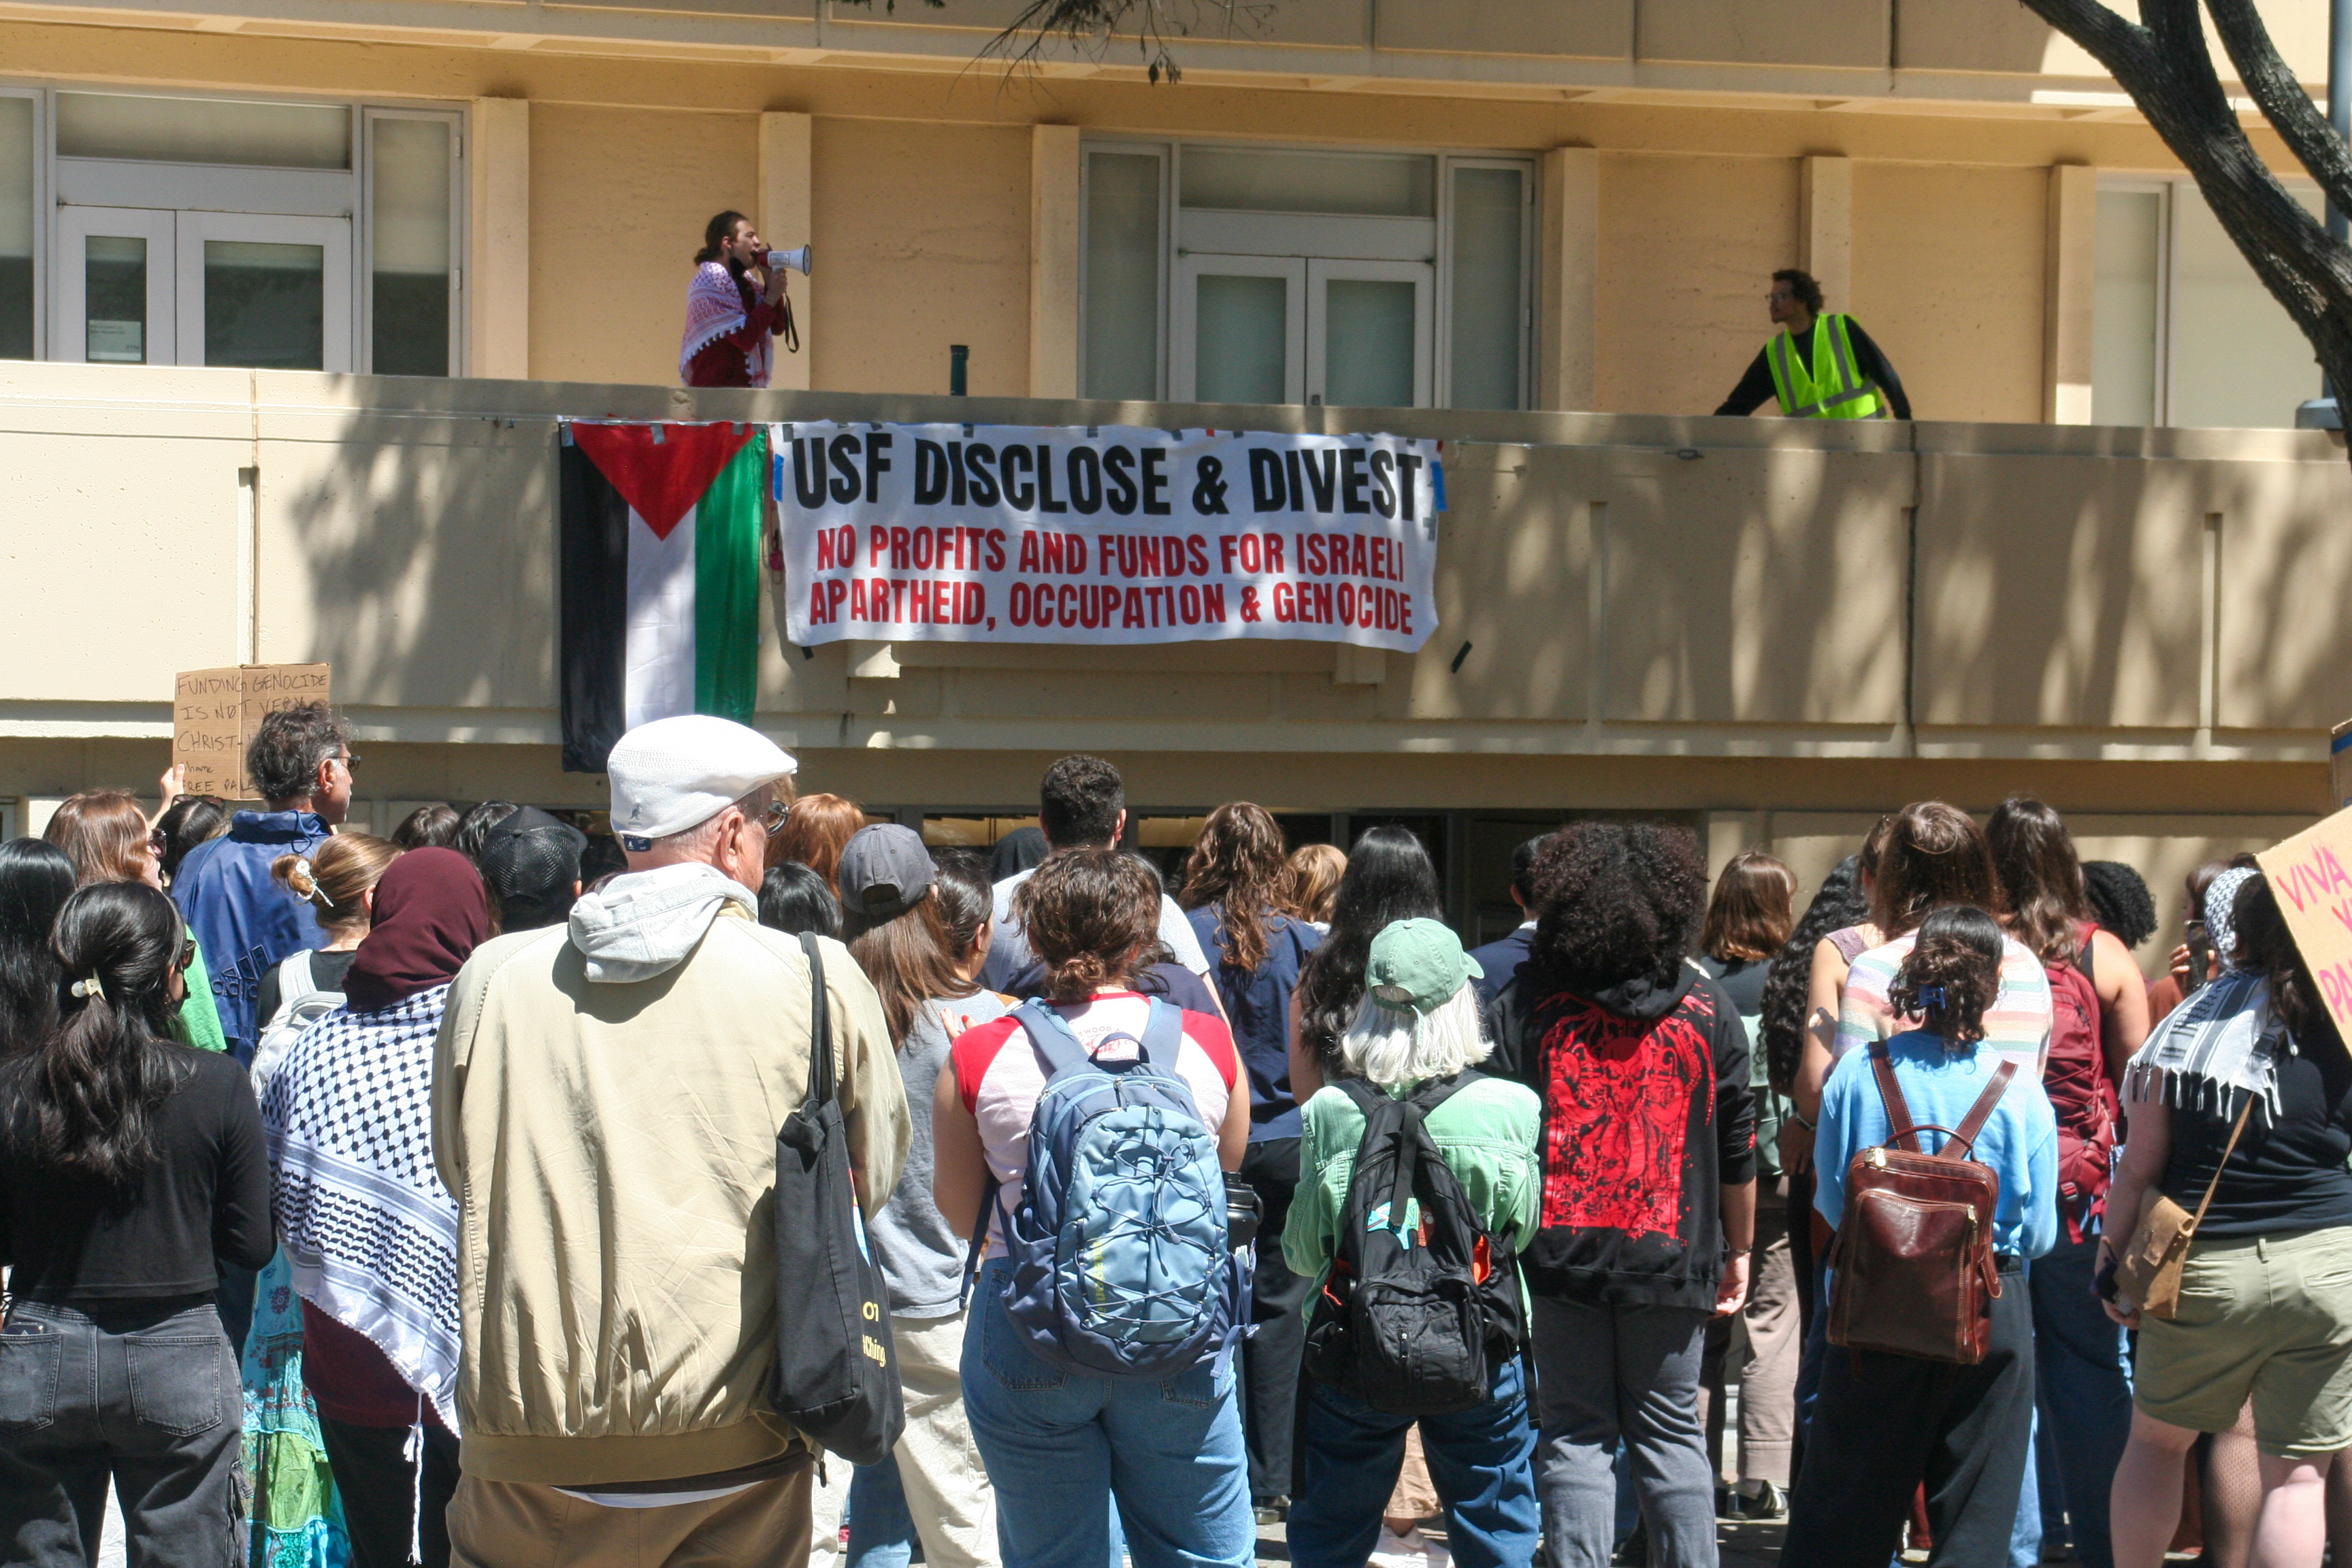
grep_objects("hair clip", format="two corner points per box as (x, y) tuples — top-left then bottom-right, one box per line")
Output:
(69, 975), (104, 1001)
(288, 857), (334, 909)
(1918, 983), (1946, 1009)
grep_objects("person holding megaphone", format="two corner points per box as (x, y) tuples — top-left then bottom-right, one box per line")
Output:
(681, 210), (808, 389)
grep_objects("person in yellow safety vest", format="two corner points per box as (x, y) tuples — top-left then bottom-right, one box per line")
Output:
(1714, 269), (1912, 420)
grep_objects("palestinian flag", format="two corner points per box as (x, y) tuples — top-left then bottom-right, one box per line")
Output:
(559, 421), (766, 772)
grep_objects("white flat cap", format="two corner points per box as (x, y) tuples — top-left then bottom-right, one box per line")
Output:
(607, 715), (798, 843)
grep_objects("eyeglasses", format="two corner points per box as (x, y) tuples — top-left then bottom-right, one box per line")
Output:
(338, 753), (361, 772)
(757, 798), (791, 835)
(177, 937), (197, 972)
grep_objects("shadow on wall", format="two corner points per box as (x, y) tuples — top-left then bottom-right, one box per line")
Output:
(254, 374), (2352, 749)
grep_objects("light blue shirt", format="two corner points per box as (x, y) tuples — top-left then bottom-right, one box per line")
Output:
(1814, 1030), (2060, 1260)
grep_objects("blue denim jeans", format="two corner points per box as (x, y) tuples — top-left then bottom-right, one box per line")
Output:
(0, 1298), (246, 1568)
(2027, 1232), (2132, 1568)
(961, 1258), (1254, 1568)
(848, 1454), (917, 1568)
(1287, 1356), (1539, 1568)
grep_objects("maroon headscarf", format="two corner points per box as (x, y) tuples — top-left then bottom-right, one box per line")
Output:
(343, 847), (492, 1013)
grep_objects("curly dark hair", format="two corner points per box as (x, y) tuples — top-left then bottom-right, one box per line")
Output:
(1014, 848), (1160, 1002)
(1758, 855), (1869, 1092)
(1039, 755), (1125, 849)
(1524, 822), (1707, 997)
(2082, 861), (2159, 949)
(1889, 905), (2006, 1047)
(1773, 267), (1825, 313)
(2235, 872), (2346, 1056)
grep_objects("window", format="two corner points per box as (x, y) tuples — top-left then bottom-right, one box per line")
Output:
(2093, 178), (2323, 429)
(1081, 140), (1531, 411)
(7, 90), (462, 372)
(0, 93), (35, 361)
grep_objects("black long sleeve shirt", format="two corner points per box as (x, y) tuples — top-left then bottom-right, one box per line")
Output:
(0, 1045), (275, 1302)
(1715, 315), (1912, 421)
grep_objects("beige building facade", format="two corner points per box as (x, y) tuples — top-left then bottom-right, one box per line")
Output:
(0, 0), (2345, 958)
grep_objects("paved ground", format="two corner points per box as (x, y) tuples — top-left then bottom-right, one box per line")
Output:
(1254, 1514), (1789, 1567)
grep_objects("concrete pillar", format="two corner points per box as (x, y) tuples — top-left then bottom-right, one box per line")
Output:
(2045, 163), (2097, 425)
(1538, 146), (1599, 412)
(467, 98), (531, 381)
(1799, 156), (1853, 313)
(760, 112), (815, 393)
(1030, 125), (1082, 399)
(1705, 811), (1769, 882)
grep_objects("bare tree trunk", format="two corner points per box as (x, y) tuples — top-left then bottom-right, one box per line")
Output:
(2021, 0), (2352, 458)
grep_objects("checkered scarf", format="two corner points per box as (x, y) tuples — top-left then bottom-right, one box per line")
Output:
(2122, 968), (2289, 1128)
(679, 261), (769, 387)
(259, 984), (461, 1430)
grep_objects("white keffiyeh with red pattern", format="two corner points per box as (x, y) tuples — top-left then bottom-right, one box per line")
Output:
(679, 261), (769, 387)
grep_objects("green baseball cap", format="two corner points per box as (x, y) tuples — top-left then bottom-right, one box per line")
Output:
(1365, 918), (1482, 1016)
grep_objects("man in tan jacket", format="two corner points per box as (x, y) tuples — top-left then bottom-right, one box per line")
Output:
(433, 715), (909, 1566)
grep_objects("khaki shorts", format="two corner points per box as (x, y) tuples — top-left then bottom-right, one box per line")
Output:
(2136, 1224), (2352, 1458)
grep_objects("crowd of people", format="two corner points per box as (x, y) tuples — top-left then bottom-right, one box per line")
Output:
(0, 701), (2340, 1568)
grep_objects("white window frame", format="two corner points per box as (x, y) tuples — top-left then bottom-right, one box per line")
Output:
(1077, 138), (1170, 402)
(0, 85), (51, 361)
(2099, 172), (2322, 427)
(0, 82), (468, 375)
(1436, 154), (1535, 413)
(1083, 136), (1535, 412)
(361, 105), (467, 378)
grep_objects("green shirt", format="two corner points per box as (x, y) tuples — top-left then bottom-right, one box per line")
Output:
(1284, 1072), (1544, 1318)
(174, 933), (229, 1054)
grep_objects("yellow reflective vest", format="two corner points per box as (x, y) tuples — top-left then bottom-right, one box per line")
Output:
(1765, 313), (1884, 419)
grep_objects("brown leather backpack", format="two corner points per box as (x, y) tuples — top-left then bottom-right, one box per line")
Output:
(1827, 1041), (2017, 1366)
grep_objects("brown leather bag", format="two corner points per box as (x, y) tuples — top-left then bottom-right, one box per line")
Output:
(1827, 1041), (2017, 1365)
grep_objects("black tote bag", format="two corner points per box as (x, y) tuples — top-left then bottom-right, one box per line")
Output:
(772, 932), (904, 1465)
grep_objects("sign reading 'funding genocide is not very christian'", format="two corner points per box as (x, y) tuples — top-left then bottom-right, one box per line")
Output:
(772, 423), (1443, 652)
(172, 664), (331, 800)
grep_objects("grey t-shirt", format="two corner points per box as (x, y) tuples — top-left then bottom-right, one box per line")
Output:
(870, 987), (1010, 1318)
(981, 868), (1211, 992)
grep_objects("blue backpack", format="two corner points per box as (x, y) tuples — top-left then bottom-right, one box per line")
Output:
(975, 998), (1250, 1380)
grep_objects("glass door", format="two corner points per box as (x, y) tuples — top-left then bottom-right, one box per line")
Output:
(52, 207), (176, 364)
(1173, 253), (1305, 405)
(175, 211), (352, 370)
(1307, 258), (1431, 409)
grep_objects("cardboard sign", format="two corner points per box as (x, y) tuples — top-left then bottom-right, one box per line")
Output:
(172, 665), (331, 800)
(2256, 805), (2352, 1042)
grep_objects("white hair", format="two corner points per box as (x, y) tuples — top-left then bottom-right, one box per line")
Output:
(1336, 987), (1493, 1088)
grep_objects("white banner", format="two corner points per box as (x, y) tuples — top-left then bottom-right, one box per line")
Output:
(772, 423), (1443, 651)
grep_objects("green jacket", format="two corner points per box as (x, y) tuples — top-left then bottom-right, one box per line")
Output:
(1284, 1072), (1544, 1317)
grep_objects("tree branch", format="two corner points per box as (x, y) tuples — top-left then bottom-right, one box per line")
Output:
(2202, 0), (2352, 218)
(2013, 0), (2159, 86)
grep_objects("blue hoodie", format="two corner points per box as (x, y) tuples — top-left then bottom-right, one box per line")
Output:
(172, 810), (330, 1062)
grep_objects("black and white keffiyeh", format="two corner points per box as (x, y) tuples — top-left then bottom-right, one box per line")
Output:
(259, 983), (461, 1429)
(2123, 968), (2291, 1127)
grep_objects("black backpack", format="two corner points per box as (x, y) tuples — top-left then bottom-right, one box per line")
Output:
(771, 932), (904, 1466)
(1303, 1072), (1526, 1417)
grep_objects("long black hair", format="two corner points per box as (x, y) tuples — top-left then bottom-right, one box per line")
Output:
(0, 840), (75, 1054)
(1757, 855), (1869, 1094)
(18, 883), (191, 1193)
(696, 210), (750, 269)
(1295, 826), (1443, 1072)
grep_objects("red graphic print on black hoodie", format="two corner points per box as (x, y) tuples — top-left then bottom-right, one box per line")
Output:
(1505, 964), (1757, 1311)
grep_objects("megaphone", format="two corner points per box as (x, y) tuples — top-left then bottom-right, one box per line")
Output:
(767, 246), (813, 277)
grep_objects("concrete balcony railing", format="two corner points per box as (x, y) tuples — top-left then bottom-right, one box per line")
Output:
(1, 360), (2345, 768)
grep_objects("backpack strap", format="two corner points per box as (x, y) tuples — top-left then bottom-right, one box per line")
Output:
(1829, 926), (1872, 964)
(1134, 997), (1183, 1073)
(1012, 1000), (1095, 1077)
(1866, 1039), (1925, 1154)
(1941, 1059), (2018, 1162)
(284, 948), (315, 998)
